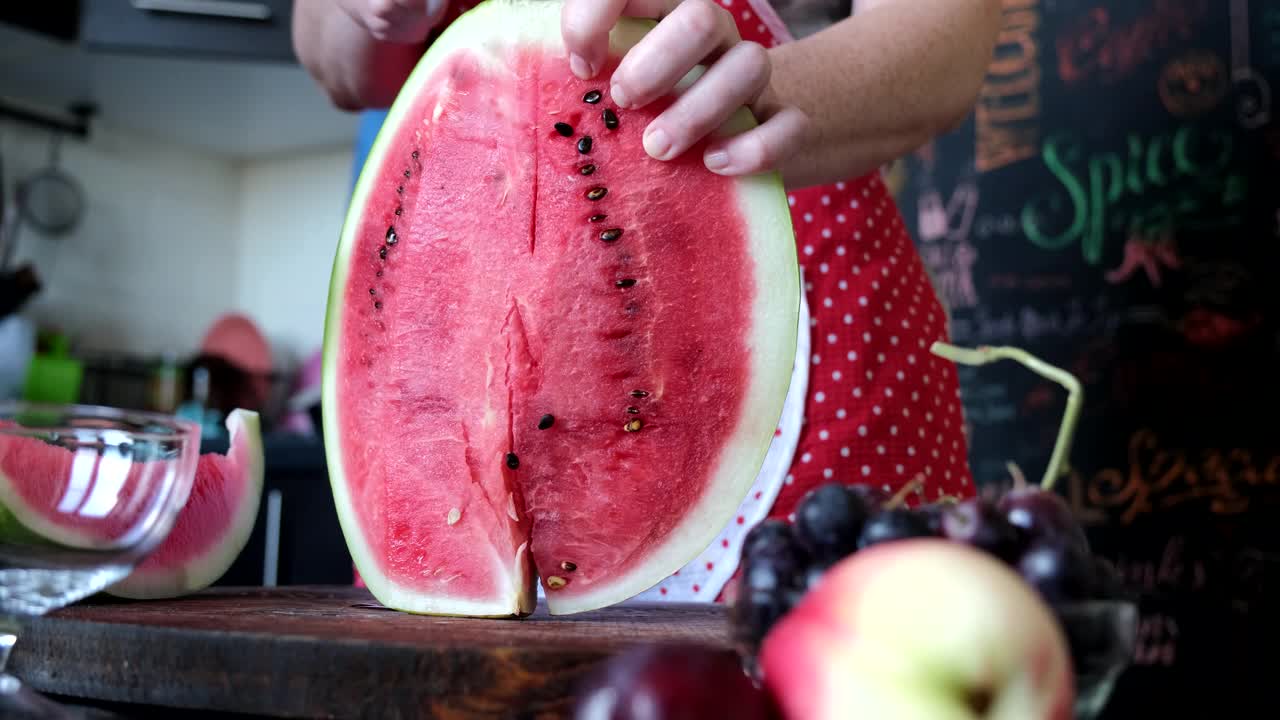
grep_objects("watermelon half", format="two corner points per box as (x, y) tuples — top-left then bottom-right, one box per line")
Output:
(108, 409), (264, 598)
(323, 0), (800, 616)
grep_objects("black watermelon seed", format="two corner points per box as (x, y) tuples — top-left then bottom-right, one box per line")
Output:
(374, 301), (383, 310)
(397, 185), (404, 194)
(411, 150), (419, 160)
(600, 228), (623, 242)
(376, 270), (383, 278)
(579, 164), (596, 176)
(538, 414), (555, 430)
(626, 406), (640, 414)
(403, 169), (410, 178)
(386, 226), (398, 245)
(588, 214), (607, 223)
(555, 122), (573, 137)
(583, 90), (602, 104)
(615, 278), (637, 288)
(561, 560), (578, 571)
(379, 247), (388, 260)
(586, 187), (607, 201)
(394, 207), (403, 216)
(506, 452), (520, 470)
(577, 136), (593, 154)
(369, 288), (376, 295)
(603, 108), (619, 130)
(630, 390), (649, 398)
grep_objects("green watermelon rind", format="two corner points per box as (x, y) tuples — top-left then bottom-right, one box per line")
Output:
(322, 0), (799, 616)
(106, 409), (265, 600)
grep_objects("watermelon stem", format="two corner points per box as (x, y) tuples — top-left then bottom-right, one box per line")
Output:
(929, 342), (1082, 492)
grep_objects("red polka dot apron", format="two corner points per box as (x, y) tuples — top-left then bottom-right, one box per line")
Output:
(355, 0), (976, 600)
(633, 0), (975, 603)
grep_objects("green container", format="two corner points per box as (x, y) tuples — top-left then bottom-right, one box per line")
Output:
(21, 332), (82, 405)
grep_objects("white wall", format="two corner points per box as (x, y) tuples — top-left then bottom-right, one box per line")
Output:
(234, 148), (354, 365)
(2, 118), (241, 356)
(1, 117), (355, 368)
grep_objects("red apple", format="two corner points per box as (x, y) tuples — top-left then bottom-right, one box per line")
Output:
(759, 539), (1074, 720)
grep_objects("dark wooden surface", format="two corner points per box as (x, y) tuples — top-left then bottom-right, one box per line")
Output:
(8, 586), (730, 720)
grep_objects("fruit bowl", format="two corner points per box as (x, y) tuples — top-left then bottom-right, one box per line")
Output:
(1054, 600), (1138, 720)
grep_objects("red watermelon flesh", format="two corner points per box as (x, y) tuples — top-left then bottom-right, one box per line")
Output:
(0, 424), (170, 551)
(324, 0), (799, 616)
(109, 409), (264, 598)
(0, 410), (262, 598)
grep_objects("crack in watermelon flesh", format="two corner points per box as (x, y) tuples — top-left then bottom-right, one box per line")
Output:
(325, 0), (798, 616)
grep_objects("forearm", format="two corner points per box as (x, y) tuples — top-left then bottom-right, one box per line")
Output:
(292, 0), (424, 111)
(770, 0), (1002, 189)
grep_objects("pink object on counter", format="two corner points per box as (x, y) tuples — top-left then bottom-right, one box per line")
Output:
(201, 314), (273, 375)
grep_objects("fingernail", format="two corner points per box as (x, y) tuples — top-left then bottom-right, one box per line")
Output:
(644, 127), (672, 160)
(704, 149), (731, 171)
(610, 83), (630, 109)
(570, 54), (594, 79)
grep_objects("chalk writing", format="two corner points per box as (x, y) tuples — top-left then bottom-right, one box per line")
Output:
(1231, 548), (1280, 614)
(988, 273), (1073, 290)
(974, 213), (1021, 238)
(958, 379), (1017, 425)
(1133, 612), (1179, 666)
(1083, 429), (1280, 525)
(949, 298), (1115, 345)
(917, 183), (981, 310)
(1021, 125), (1244, 265)
(1158, 50), (1229, 118)
(1113, 536), (1209, 595)
(917, 184), (977, 243)
(1105, 228), (1181, 287)
(975, 0), (1040, 172)
(1057, 0), (1208, 86)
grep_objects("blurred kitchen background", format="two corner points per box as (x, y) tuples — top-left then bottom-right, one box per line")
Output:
(0, 2), (356, 587)
(2, 2), (1280, 716)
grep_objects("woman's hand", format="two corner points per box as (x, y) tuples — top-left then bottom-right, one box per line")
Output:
(333, 0), (451, 44)
(293, 0), (452, 109)
(560, 0), (810, 177)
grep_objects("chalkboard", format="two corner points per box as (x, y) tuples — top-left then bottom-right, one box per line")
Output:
(887, 0), (1280, 714)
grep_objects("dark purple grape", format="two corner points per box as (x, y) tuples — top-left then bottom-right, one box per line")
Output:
(849, 484), (891, 511)
(728, 588), (796, 658)
(857, 508), (934, 549)
(741, 519), (794, 560)
(793, 483), (869, 563)
(916, 503), (949, 535)
(804, 561), (831, 591)
(739, 522), (806, 594)
(998, 488), (1090, 554)
(1018, 539), (1096, 604)
(573, 643), (781, 720)
(741, 545), (803, 593)
(941, 498), (1027, 563)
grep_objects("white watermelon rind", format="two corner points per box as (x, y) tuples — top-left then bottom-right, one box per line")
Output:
(322, 0), (799, 617)
(107, 409), (265, 600)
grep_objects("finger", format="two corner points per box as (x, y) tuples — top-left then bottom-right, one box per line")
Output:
(610, 0), (740, 109)
(702, 105), (811, 176)
(349, 0), (447, 43)
(561, 0), (674, 79)
(642, 41), (771, 161)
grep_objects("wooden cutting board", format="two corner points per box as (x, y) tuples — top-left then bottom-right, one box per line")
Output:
(8, 586), (731, 719)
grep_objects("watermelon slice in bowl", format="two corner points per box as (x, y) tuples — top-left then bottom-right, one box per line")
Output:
(107, 409), (264, 599)
(323, 0), (800, 617)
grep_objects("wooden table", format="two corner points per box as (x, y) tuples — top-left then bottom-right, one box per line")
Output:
(8, 586), (731, 719)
